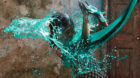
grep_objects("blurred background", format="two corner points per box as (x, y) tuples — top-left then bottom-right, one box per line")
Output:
(0, 0), (140, 78)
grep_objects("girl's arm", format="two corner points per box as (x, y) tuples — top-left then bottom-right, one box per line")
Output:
(79, 1), (90, 42)
(79, 0), (108, 42)
(82, 14), (90, 41)
(81, 13), (108, 42)
(96, 15), (108, 31)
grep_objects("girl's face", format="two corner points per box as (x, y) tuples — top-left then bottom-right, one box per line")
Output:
(57, 25), (75, 44)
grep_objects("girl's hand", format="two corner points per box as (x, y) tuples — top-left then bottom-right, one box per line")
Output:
(56, 50), (62, 56)
(86, 5), (101, 16)
(78, 0), (101, 16)
(78, 0), (107, 23)
(78, 0), (89, 15)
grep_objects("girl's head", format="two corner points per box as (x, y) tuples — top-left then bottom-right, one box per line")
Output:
(49, 12), (75, 47)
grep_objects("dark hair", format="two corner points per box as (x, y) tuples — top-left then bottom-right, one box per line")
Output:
(49, 12), (74, 48)
(51, 12), (71, 27)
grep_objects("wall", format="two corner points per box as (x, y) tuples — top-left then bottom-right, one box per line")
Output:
(0, 0), (106, 78)
(107, 0), (140, 78)
(0, 0), (72, 78)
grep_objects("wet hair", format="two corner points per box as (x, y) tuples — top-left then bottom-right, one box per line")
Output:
(52, 12), (71, 27)
(49, 12), (74, 48)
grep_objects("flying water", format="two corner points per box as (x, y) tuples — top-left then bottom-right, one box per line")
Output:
(3, 0), (137, 77)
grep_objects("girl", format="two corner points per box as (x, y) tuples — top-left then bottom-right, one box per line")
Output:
(48, 1), (108, 78)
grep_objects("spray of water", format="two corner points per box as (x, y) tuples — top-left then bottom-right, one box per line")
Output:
(3, 0), (137, 77)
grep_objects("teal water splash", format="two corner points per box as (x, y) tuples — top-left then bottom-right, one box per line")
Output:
(88, 0), (137, 49)
(3, 0), (137, 77)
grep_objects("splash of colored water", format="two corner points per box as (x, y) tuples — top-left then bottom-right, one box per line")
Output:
(3, 0), (137, 77)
